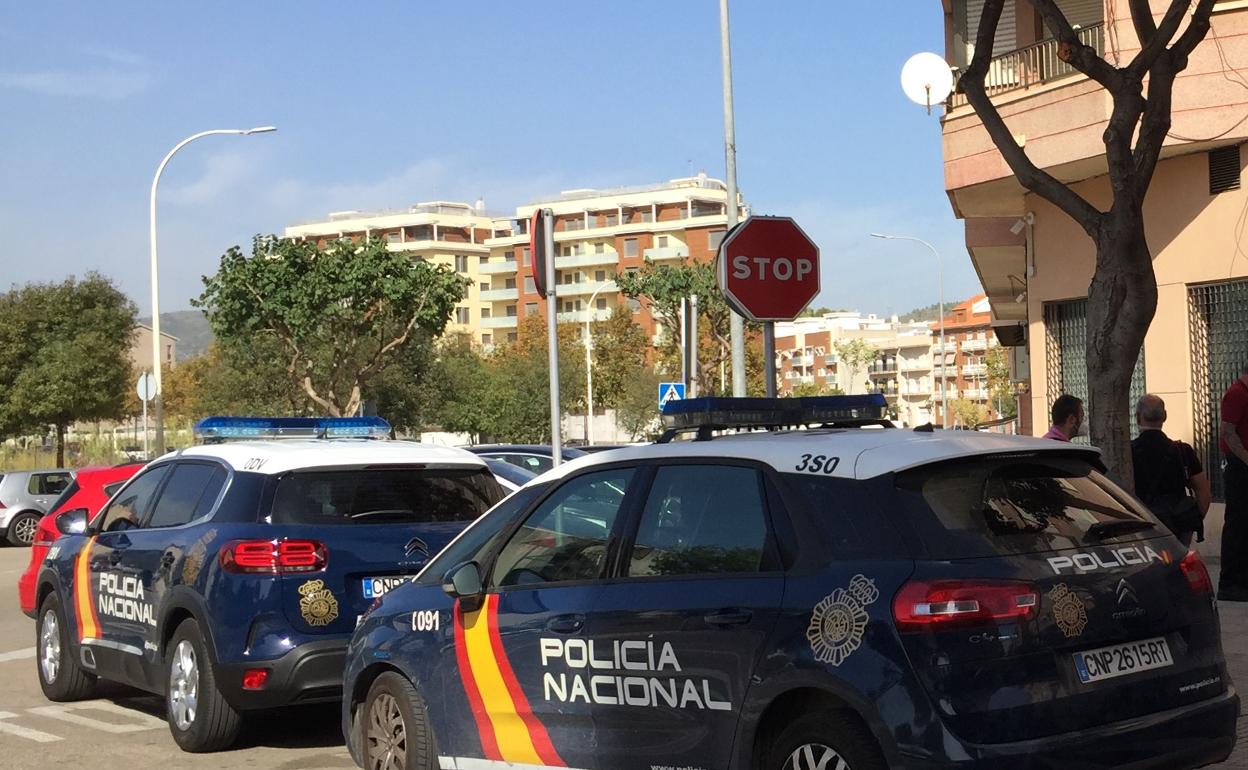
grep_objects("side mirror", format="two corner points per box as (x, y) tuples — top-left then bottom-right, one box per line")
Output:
(55, 508), (89, 536)
(441, 562), (484, 610)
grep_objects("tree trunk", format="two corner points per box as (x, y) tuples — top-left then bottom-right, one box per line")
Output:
(1086, 215), (1157, 491)
(55, 422), (66, 468)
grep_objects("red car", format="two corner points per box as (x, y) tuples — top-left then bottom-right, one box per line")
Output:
(17, 463), (143, 616)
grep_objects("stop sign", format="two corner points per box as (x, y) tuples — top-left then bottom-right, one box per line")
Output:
(716, 215), (820, 321)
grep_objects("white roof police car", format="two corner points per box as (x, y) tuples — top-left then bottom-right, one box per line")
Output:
(342, 396), (1237, 770)
(33, 417), (504, 752)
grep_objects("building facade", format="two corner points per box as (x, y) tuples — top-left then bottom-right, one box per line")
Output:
(939, 0), (1248, 493)
(129, 323), (178, 374)
(929, 295), (1007, 428)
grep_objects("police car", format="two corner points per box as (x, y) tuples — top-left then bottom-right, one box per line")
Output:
(342, 396), (1238, 770)
(32, 417), (504, 753)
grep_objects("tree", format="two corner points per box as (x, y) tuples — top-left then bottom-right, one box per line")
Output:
(790, 382), (844, 397)
(833, 339), (878, 394)
(951, 398), (989, 429)
(418, 333), (493, 439)
(985, 345), (1017, 419)
(161, 342), (308, 422)
(195, 236), (467, 417)
(590, 306), (650, 410)
(616, 368), (664, 441)
(963, 0), (1217, 486)
(0, 274), (136, 466)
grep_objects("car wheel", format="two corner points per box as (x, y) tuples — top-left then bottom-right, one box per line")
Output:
(765, 710), (887, 770)
(165, 619), (241, 752)
(8, 512), (41, 546)
(36, 592), (96, 701)
(362, 672), (436, 770)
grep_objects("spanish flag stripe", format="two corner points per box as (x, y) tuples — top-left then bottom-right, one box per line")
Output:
(484, 595), (565, 767)
(73, 538), (100, 642)
(460, 596), (544, 764)
(454, 601), (502, 761)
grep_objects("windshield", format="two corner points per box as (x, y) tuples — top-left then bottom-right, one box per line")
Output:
(270, 467), (503, 525)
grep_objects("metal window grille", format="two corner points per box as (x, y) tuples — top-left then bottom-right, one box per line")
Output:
(1042, 299), (1146, 444)
(1209, 145), (1242, 194)
(1188, 279), (1248, 500)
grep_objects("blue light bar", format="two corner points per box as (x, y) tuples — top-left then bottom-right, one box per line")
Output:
(661, 395), (887, 431)
(193, 416), (392, 441)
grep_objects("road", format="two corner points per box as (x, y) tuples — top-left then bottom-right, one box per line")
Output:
(0, 546), (1243, 768)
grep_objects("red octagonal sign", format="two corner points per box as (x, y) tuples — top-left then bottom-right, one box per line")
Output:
(716, 215), (820, 322)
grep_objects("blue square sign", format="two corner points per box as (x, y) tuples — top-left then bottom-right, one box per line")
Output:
(658, 382), (686, 408)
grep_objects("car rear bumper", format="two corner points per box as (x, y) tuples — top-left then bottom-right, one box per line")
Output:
(216, 638), (348, 710)
(900, 686), (1239, 770)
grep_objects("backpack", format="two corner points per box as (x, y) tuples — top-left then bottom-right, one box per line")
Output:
(1133, 437), (1204, 539)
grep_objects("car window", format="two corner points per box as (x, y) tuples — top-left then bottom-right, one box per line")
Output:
(270, 467), (503, 525)
(48, 480), (81, 514)
(145, 463), (226, 529)
(780, 474), (909, 560)
(98, 466), (171, 533)
(628, 465), (769, 577)
(493, 453), (550, 473)
(103, 481), (127, 498)
(491, 468), (634, 587)
(416, 484), (549, 586)
(30, 473), (72, 496)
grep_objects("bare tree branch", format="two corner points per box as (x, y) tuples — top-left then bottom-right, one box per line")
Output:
(1172, 0), (1217, 59)
(1031, 0), (1122, 89)
(1128, 0), (1159, 45)
(1132, 62), (1179, 193)
(1129, 0), (1200, 75)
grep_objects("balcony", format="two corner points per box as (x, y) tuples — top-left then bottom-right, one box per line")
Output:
(962, 363), (988, 377)
(557, 308), (613, 324)
(791, 355), (814, 368)
(556, 251), (618, 269)
(480, 287), (519, 302)
(481, 316), (518, 329)
(480, 260), (517, 275)
(901, 359), (930, 372)
(644, 246), (689, 262)
(950, 24), (1105, 109)
(962, 338), (988, 352)
(555, 280), (616, 298)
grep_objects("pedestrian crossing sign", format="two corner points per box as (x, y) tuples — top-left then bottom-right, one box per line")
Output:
(658, 382), (686, 408)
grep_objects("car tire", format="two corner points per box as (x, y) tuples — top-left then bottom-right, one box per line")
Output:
(36, 592), (96, 701)
(165, 619), (242, 753)
(361, 672), (436, 770)
(7, 512), (41, 546)
(765, 710), (887, 770)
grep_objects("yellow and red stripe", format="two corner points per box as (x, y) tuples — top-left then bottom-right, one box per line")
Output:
(73, 537), (100, 642)
(454, 595), (565, 767)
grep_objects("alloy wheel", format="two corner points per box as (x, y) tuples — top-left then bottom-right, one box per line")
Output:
(14, 516), (38, 545)
(366, 692), (407, 770)
(784, 743), (851, 770)
(39, 610), (60, 683)
(168, 640), (199, 730)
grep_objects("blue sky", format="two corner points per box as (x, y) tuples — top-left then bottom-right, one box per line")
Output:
(0, 1), (980, 317)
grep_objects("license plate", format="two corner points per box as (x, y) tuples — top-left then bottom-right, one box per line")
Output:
(362, 576), (412, 599)
(1073, 636), (1173, 684)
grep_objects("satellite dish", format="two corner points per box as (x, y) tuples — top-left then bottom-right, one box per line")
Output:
(901, 52), (954, 114)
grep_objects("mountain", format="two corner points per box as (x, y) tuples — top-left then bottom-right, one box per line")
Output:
(140, 311), (214, 361)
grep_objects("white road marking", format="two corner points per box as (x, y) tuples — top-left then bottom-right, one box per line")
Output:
(0, 647), (35, 663)
(0, 711), (62, 743)
(27, 701), (166, 733)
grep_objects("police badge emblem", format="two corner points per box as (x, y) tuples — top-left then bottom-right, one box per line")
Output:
(298, 579), (339, 627)
(807, 574), (880, 666)
(1049, 583), (1087, 638)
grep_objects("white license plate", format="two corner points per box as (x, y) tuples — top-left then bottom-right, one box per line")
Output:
(361, 576), (412, 599)
(1073, 636), (1173, 684)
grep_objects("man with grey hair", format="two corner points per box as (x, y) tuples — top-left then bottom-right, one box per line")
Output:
(1219, 364), (1248, 601)
(1131, 394), (1210, 548)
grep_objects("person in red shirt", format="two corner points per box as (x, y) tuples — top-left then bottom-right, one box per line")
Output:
(1219, 364), (1248, 602)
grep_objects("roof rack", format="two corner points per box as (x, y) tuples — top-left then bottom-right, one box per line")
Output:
(193, 416), (392, 443)
(657, 395), (892, 443)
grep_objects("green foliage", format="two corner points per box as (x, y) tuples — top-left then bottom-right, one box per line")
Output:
(798, 306), (847, 318)
(615, 368), (664, 441)
(951, 397), (989, 428)
(0, 274), (136, 466)
(985, 345), (1018, 419)
(832, 338), (878, 394)
(790, 382), (845, 397)
(590, 305), (650, 410)
(194, 235), (467, 416)
(900, 300), (954, 323)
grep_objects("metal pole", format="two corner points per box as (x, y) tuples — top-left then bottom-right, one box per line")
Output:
(544, 209), (563, 465)
(763, 322), (777, 398)
(142, 385), (149, 460)
(679, 301), (688, 388)
(720, 0), (746, 397)
(689, 295), (699, 398)
(582, 281), (616, 446)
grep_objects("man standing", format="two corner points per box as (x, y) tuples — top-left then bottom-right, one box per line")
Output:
(1043, 394), (1084, 442)
(1132, 395), (1211, 547)
(1220, 364), (1248, 602)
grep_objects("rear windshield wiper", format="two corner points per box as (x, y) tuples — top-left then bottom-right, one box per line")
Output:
(1087, 519), (1156, 540)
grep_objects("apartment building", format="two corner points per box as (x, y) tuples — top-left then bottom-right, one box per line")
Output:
(477, 175), (737, 346)
(284, 201), (496, 336)
(939, 0), (1248, 493)
(929, 295), (1008, 428)
(130, 323), (177, 373)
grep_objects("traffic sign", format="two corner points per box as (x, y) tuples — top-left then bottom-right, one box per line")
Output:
(530, 209), (552, 299)
(657, 382), (686, 408)
(136, 372), (156, 402)
(716, 215), (820, 322)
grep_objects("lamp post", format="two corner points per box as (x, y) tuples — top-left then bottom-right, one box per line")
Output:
(583, 280), (618, 445)
(149, 126), (276, 455)
(871, 233), (947, 429)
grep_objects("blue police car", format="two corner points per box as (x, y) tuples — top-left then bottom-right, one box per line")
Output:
(32, 417), (504, 752)
(343, 396), (1238, 770)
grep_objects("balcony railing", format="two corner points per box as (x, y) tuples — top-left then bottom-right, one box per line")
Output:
(951, 23), (1105, 108)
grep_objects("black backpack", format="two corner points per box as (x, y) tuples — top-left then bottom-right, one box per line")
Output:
(1133, 438), (1204, 540)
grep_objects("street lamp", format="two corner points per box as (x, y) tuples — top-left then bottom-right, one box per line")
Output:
(149, 126), (277, 455)
(871, 233), (947, 429)
(583, 280), (618, 445)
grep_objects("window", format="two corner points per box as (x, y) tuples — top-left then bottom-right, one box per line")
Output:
(507, 332), (518, 342)
(604, 214), (618, 227)
(506, 304), (517, 317)
(594, 270), (606, 282)
(491, 468), (634, 587)
(781, 475), (906, 559)
(29, 472), (72, 496)
(628, 466), (769, 577)
(563, 246), (572, 257)
(456, 307), (471, 324)
(641, 210), (654, 223)
(482, 333), (493, 345)
(1210, 144), (1241, 194)
(103, 481), (127, 498)
(455, 255), (470, 272)
(658, 235), (668, 248)
(99, 466), (170, 533)
(623, 238), (638, 257)
(708, 230), (726, 250)
(386, 231), (401, 243)
(481, 308), (491, 319)
(595, 243), (605, 254)
(416, 484), (549, 586)
(479, 282), (489, 293)
(147, 463), (226, 529)
(524, 276), (536, 293)
(505, 277), (516, 289)
(596, 298), (607, 310)
(270, 468), (503, 526)
(520, 247), (531, 267)
(526, 302), (539, 317)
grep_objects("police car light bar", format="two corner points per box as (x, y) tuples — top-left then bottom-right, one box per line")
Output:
(193, 416), (392, 441)
(660, 395), (889, 435)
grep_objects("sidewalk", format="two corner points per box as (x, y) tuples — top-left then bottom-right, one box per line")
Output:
(1210, 565), (1247, 769)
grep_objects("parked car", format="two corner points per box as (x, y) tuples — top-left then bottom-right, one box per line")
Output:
(0, 469), (75, 546)
(482, 458), (537, 492)
(18, 463), (144, 616)
(576, 442), (639, 454)
(462, 444), (587, 474)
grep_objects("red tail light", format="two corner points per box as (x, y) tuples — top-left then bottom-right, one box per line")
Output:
(1180, 550), (1213, 596)
(33, 527), (56, 546)
(242, 669), (270, 690)
(893, 580), (1039, 631)
(220, 539), (327, 574)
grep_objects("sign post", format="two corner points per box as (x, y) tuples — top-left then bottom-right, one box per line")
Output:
(136, 372), (156, 459)
(716, 215), (820, 397)
(533, 208), (563, 465)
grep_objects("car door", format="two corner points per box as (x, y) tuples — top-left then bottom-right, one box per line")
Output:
(439, 466), (639, 769)
(586, 461), (787, 770)
(30, 472), (72, 513)
(80, 464), (171, 679)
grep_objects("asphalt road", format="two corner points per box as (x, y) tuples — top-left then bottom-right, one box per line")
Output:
(0, 547), (1243, 769)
